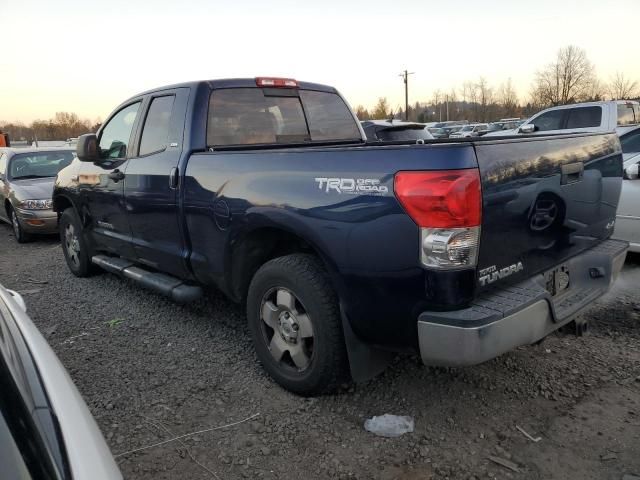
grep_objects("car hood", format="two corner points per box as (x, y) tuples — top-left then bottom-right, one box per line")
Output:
(10, 177), (55, 201)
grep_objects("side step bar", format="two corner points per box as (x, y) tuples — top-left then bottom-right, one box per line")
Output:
(92, 255), (202, 303)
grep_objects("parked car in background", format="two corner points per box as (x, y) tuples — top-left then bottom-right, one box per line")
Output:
(486, 119), (525, 133)
(361, 120), (434, 142)
(0, 148), (75, 242)
(487, 100), (640, 136)
(443, 125), (464, 136)
(0, 284), (122, 479)
(449, 123), (489, 138)
(427, 127), (448, 139)
(433, 120), (468, 128)
(613, 126), (640, 252)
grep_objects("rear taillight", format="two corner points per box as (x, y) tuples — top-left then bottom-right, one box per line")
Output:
(255, 77), (298, 88)
(394, 169), (482, 270)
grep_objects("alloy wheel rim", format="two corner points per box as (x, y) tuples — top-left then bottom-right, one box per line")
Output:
(260, 287), (314, 372)
(64, 223), (81, 267)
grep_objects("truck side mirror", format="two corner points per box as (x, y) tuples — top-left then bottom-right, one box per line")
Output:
(519, 124), (536, 134)
(624, 163), (639, 180)
(76, 134), (99, 162)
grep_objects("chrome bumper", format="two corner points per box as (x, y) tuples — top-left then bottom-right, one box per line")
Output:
(417, 239), (628, 367)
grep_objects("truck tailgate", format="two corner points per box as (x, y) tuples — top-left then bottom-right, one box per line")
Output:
(475, 133), (623, 290)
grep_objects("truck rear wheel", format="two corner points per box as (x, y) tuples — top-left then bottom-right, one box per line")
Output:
(59, 208), (96, 277)
(247, 254), (349, 395)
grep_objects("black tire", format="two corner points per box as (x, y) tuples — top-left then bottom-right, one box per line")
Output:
(10, 207), (32, 243)
(59, 208), (97, 277)
(247, 254), (349, 396)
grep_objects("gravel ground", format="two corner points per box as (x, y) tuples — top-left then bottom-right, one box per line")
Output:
(1, 225), (639, 480)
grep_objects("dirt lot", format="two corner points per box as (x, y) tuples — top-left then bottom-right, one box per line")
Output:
(1, 225), (639, 480)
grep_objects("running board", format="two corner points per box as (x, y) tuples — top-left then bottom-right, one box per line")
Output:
(91, 255), (202, 303)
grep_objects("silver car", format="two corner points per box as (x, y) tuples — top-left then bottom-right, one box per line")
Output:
(0, 284), (122, 479)
(613, 126), (640, 252)
(0, 148), (75, 242)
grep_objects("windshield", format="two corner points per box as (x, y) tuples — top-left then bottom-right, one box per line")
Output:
(9, 151), (74, 180)
(460, 126), (474, 132)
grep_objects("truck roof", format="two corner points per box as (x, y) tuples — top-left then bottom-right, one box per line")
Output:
(132, 78), (338, 99)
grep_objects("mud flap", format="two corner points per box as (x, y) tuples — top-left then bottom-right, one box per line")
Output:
(340, 306), (393, 382)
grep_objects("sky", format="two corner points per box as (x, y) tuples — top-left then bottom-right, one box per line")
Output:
(1, 0), (639, 123)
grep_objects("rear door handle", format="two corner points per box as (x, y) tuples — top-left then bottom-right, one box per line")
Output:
(109, 169), (125, 182)
(561, 162), (584, 185)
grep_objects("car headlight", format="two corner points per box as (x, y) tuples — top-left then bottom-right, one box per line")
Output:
(19, 199), (53, 210)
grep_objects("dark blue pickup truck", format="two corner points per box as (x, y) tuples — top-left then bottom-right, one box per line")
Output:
(53, 77), (628, 394)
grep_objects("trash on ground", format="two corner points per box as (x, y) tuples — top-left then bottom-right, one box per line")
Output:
(601, 453), (618, 461)
(516, 425), (542, 442)
(488, 455), (520, 473)
(364, 414), (414, 437)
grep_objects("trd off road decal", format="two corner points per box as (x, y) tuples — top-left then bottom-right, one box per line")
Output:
(314, 177), (388, 195)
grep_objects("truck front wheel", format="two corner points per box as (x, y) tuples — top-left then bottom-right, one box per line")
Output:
(247, 254), (349, 395)
(59, 208), (96, 277)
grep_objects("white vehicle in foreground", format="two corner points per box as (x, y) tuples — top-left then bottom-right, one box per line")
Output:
(0, 285), (121, 479)
(449, 123), (489, 138)
(613, 126), (640, 252)
(485, 100), (640, 136)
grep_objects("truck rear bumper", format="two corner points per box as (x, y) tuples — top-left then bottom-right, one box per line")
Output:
(417, 239), (628, 367)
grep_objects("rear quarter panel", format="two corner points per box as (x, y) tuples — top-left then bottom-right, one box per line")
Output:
(183, 144), (477, 350)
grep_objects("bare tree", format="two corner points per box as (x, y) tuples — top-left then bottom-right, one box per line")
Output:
(531, 45), (598, 107)
(608, 72), (639, 100)
(498, 78), (519, 117)
(476, 77), (493, 122)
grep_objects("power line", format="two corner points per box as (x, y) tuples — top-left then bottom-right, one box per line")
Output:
(399, 70), (415, 121)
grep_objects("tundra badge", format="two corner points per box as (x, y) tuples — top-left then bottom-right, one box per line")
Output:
(478, 262), (524, 286)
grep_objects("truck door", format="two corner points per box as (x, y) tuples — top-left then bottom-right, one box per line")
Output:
(78, 101), (142, 258)
(123, 88), (189, 278)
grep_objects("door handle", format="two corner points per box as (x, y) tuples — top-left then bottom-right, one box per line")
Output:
(109, 169), (125, 182)
(561, 162), (583, 185)
(169, 167), (178, 189)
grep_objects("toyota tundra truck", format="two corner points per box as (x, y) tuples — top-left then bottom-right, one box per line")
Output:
(53, 77), (628, 395)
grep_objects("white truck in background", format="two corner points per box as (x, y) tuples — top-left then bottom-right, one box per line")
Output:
(486, 100), (640, 136)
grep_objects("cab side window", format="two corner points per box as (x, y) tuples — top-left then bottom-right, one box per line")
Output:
(533, 110), (565, 131)
(139, 96), (175, 156)
(98, 102), (141, 160)
(566, 106), (601, 129)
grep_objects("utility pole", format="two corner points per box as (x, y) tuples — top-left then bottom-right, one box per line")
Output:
(399, 70), (415, 121)
(446, 95), (449, 121)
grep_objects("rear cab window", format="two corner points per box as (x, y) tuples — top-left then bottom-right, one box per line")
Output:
(618, 103), (640, 126)
(207, 87), (362, 147)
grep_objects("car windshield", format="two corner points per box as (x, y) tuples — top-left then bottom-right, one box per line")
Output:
(429, 128), (445, 134)
(9, 151), (75, 180)
(460, 126), (474, 132)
